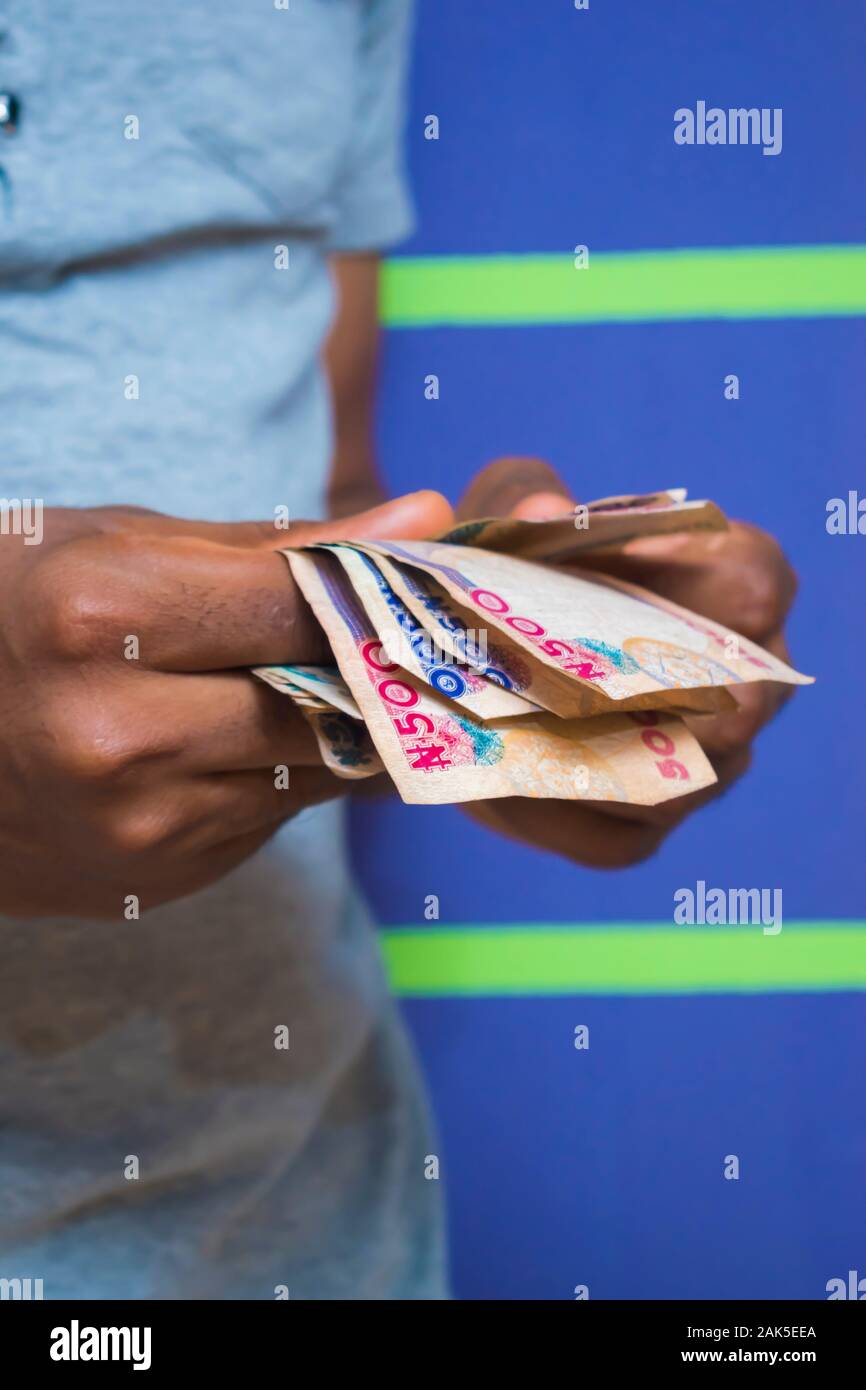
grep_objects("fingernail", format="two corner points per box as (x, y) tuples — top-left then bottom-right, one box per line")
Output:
(622, 532), (692, 558)
(511, 491), (575, 521)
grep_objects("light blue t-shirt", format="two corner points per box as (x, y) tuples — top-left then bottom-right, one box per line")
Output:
(0, 0), (446, 1299)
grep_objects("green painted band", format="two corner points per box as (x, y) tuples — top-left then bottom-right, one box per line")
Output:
(381, 924), (866, 997)
(381, 245), (866, 327)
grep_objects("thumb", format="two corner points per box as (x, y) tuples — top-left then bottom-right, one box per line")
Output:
(270, 490), (453, 665)
(457, 456), (574, 522)
(508, 489), (577, 522)
(291, 490), (455, 547)
(102, 491), (455, 549)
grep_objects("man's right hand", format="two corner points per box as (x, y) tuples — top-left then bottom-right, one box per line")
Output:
(0, 491), (452, 919)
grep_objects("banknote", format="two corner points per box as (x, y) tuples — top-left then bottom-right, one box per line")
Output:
(255, 664), (383, 778)
(255, 663), (363, 718)
(346, 546), (740, 720)
(284, 547), (718, 807)
(437, 489), (727, 562)
(264, 488), (812, 804)
(318, 544), (539, 720)
(353, 540), (812, 712)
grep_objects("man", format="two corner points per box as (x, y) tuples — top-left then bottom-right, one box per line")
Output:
(0, 2), (796, 1298)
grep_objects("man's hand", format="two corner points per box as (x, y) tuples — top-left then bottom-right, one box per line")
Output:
(0, 491), (452, 918)
(456, 458), (798, 868)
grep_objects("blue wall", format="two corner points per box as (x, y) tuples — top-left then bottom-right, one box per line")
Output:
(350, 0), (866, 1300)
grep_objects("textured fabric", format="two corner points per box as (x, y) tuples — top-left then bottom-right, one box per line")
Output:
(0, 0), (447, 1299)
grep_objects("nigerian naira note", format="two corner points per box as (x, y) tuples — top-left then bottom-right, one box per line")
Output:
(283, 547), (717, 807)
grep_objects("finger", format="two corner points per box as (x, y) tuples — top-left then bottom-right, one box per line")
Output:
(681, 631), (795, 758)
(127, 768), (343, 910)
(45, 533), (329, 670)
(181, 766), (345, 853)
(467, 742), (752, 867)
(509, 490), (577, 521)
(92, 490), (454, 550)
(583, 521), (798, 641)
(466, 796), (665, 869)
(588, 744), (753, 829)
(456, 457), (573, 521)
(108, 671), (327, 773)
(48, 492), (454, 672)
(133, 825), (281, 914)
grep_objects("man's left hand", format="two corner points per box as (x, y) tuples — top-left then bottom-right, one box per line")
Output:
(455, 457), (799, 868)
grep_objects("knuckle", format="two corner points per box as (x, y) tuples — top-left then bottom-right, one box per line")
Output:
(726, 527), (797, 635)
(726, 721), (759, 758)
(50, 706), (142, 783)
(700, 719), (750, 760)
(707, 729), (746, 761)
(731, 568), (785, 637)
(109, 805), (174, 856)
(29, 554), (124, 660)
(698, 704), (763, 759)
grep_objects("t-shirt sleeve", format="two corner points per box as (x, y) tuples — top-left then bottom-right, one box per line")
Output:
(326, 0), (416, 251)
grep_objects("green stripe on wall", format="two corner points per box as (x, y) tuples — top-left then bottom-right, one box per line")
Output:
(381, 924), (866, 997)
(381, 245), (866, 327)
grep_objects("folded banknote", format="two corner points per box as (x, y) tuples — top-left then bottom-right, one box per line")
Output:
(255, 489), (812, 807)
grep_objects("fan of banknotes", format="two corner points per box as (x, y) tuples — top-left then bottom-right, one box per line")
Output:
(255, 489), (812, 808)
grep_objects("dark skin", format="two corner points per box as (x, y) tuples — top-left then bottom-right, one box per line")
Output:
(0, 489), (453, 918)
(323, 258), (802, 866)
(0, 467), (797, 916)
(1, 253), (799, 917)
(456, 457), (799, 868)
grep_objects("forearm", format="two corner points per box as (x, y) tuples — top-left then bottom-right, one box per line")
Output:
(327, 464), (387, 521)
(324, 252), (389, 520)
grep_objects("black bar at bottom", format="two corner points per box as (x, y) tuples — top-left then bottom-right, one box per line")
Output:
(0, 1297), (862, 1373)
